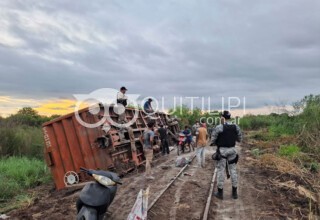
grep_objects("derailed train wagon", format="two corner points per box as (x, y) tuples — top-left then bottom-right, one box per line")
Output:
(42, 105), (179, 190)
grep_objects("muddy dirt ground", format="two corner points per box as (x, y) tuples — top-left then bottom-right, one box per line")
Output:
(5, 143), (317, 220)
(146, 150), (214, 220)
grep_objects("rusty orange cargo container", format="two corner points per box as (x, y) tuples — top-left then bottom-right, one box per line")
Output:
(42, 105), (179, 190)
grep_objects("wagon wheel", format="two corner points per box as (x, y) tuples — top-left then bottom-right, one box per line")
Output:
(63, 171), (79, 186)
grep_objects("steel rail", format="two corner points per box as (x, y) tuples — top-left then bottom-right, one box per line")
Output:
(147, 154), (196, 211)
(202, 167), (217, 220)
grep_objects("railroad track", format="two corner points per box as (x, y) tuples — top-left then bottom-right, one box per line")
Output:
(202, 167), (217, 220)
(147, 152), (218, 220)
(148, 154), (197, 211)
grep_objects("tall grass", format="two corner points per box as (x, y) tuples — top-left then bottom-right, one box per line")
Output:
(242, 95), (320, 173)
(296, 98), (320, 157)
(239, 115), (272, 130)
(0, 126), (44, 159)
(240, 113), (298, 134)
(0, 157), (51, 200)
(0, 108), (55, 210)
(0, 107), (58, 159)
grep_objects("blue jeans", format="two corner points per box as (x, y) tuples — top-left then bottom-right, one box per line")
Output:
(196, 147), (205, 167)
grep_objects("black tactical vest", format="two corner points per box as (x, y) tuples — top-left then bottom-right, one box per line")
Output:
(216, 124), (237, 147)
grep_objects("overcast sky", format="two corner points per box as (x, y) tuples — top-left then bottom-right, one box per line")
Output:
(0, 0), (319, 115)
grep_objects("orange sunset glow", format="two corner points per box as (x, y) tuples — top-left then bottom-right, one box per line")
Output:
(0, 95), (289, 118)
(0, 96), (78, 117)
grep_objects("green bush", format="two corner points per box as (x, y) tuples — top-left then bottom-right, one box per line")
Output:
(0, 126), (44, 158)
(0, 107), (59, 159)
(268, 124), (295, 138)
(3, 107), (58, 127)
(278, 145), (301, 158)
(239, 115), (271, 130)
(0, 157), (51, 200)
(169, 106), (221, 128)
(240, 113), (298, 133)
(295, 95), (320, 156)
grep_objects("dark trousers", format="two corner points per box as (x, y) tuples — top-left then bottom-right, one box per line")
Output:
(161, 138), (169, 154)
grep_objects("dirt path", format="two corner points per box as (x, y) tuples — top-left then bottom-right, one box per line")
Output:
(209, 146), (260, 220)
(110, 145), (269, 220)
(148, 149), (215, 220)
(208, 142), (317, 220)
(108, 148), (215, 220)
(6, 143), (311, 220)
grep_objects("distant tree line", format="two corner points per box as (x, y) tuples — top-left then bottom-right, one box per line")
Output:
(0, 107), (59, 158)
(0, 107), (60, 127)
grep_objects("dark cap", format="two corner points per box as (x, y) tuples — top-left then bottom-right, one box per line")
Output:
(222, 110), (231, 119)
(120, 86), (127, 91)
(148, 98), (152, 102)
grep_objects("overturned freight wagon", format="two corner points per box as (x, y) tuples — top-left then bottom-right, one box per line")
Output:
(42, 105), (179, 190)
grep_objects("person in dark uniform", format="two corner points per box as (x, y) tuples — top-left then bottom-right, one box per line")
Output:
(211, 111), (242, 200)
(157, 124), (169, 155)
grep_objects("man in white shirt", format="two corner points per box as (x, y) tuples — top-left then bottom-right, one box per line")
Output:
(116, 86), (128, 123)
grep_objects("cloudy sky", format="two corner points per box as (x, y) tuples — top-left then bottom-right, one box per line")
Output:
(0, 0), (319, 116)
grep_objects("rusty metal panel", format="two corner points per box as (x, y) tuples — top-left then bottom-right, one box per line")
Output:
(61, 119), (85, 172)
(72, 116), (97, 168)
(43, 106), (180, 190)
(52, 122), (76, 175)
(43, 125), (65, 189)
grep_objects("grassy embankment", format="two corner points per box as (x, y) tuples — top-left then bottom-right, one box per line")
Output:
(0, 108), (58, 213)
(240, 95), (320, 218)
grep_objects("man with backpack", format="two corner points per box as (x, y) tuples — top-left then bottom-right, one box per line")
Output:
(211, 111), (242, 200)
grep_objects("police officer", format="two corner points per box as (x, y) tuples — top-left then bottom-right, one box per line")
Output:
(211, 111), (242, 200)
